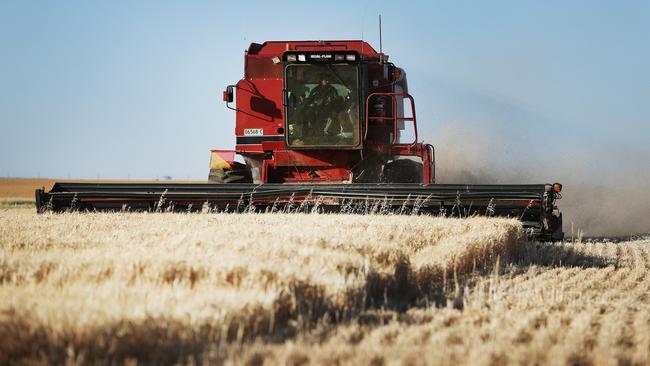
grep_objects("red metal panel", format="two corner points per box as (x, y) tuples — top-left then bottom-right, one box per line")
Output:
(273, 150), (348, 167)
(279, 167), (351, 182)
(236, 144), (263, 153)
(235, 79), (284, 135)
(261, 140), (285, 151)
(245, 55), (282, 79)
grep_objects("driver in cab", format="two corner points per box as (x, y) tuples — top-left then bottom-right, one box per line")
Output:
(303, 74), (343, 143)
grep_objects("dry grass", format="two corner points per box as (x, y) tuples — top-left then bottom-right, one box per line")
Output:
(1, 209), (648, 365)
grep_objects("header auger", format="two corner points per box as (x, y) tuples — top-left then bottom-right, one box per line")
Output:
(36, 40), (564, 241)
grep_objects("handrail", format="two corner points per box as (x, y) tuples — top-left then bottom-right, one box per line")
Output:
(364, 92), (418, 146)
(427, 144), (435, 183)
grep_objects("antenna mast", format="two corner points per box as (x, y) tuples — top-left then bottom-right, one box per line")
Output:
(379, 14), (383, 53)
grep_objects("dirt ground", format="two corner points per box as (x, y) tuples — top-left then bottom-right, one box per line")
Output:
(0, 178), (205, 199)
(0, 178), (57, 198)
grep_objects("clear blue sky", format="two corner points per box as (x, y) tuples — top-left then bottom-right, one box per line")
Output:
(1, 1), (648, 181)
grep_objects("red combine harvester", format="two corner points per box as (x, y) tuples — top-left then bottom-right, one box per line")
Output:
(36, 40), (564, 240)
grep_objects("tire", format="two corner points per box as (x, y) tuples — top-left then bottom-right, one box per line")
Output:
(351, 156), (384, 183)
(381, 159), (423, 183)
(208, 162), (253, 183)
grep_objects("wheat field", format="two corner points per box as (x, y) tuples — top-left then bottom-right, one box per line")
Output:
(1, 207), (648, 365)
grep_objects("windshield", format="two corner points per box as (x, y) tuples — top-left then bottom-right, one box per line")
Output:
(285, 64), (360, 147)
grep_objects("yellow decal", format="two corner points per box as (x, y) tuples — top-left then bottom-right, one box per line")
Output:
(209, 151), (232, 170)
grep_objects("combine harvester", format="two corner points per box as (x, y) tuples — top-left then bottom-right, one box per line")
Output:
(36, 40), (564, 240)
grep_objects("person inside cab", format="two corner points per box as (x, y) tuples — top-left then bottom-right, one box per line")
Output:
(303, 73), (343, 143)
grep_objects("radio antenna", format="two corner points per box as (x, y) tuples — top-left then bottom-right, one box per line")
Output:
(379, 14), (383, 53)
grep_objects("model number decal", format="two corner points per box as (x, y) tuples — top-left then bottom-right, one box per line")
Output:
(243, 128), (264, 136)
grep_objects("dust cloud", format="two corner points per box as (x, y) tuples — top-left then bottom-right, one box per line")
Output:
(430, 124), (650, 237)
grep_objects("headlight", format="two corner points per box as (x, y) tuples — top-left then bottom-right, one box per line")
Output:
(286, 54), (297, 62)
(345, 54), (356, 61)
(298, 54), (306, 62)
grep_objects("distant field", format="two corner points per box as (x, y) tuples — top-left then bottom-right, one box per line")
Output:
(1, 209), (648, 365)
(0, 178), (205, 199)
(0, 178), (205, 210)
(0, 178), (57, 199)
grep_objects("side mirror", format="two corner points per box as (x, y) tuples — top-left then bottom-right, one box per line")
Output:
(223, 85), (234, 103)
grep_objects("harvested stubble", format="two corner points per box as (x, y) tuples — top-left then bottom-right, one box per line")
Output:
(0, 210), (521, 364)
(239, 240), (650, 366)
(0, 198), (34, 209)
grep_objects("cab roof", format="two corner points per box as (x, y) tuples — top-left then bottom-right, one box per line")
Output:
(247, 40), (380, 59)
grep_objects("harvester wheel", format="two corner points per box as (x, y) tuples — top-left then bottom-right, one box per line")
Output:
(208, 162), (253, 183)
(381, 159), (423, 183)
(351, 156), (384, 183)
